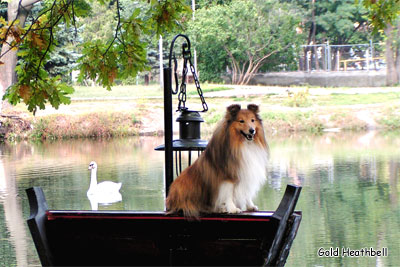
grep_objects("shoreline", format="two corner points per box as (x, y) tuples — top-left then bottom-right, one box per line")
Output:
(2, 85), (400, 141)
(1, 101), (399, 141)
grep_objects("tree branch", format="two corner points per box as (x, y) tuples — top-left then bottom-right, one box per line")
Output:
(20, 0), (42, 8)
(223, 45), (239, 84)
(0, 0), (34, 59)
(241, 54), (254, 85)
(35, 0), (74, 79)
(103, 0), (122, 56)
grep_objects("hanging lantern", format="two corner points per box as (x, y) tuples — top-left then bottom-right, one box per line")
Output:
(155, 109), (207, 175)
(155, 34), (208, 197)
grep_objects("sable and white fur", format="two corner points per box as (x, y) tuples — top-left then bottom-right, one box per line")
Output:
(166, 104), (269, 217)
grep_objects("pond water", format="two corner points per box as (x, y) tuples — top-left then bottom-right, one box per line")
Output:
(0, 132), (399, 266)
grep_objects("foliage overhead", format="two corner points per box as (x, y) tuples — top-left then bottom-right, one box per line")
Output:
(0, 0), (190, 114)
(358, 0), (400, 85)
(358, 0), (400, 33)
(285, 0), (370, 45)
(189, 0), (305, 84)
(316, 1), (369, 43)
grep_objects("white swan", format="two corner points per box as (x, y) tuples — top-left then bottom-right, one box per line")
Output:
(87, 161), (122, 210)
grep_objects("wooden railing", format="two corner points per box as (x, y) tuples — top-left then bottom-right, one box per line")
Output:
(340, 57), (384, 71)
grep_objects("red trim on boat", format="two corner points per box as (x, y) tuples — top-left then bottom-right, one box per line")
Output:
(46, 212), (270, 222)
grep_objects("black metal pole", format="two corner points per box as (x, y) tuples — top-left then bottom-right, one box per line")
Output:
(163, 67), (173, 198)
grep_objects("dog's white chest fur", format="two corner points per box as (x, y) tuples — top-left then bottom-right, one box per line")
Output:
(234, 142), (268, 210)
(215, 142), (268, 213)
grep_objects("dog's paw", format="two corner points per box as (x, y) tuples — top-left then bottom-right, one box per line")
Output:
(218, 203), (242, 214)
(225, 204), (242, 214)
(246, 205), (259, 212)
(227, 207), (242, 214)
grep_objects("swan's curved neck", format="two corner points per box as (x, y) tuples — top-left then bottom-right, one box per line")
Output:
(89, 168), (98, 191)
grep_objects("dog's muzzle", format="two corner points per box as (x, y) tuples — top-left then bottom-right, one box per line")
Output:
(241, 128), (256, 141)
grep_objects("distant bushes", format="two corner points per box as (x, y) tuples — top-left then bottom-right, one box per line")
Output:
(30, 112), (141, 140)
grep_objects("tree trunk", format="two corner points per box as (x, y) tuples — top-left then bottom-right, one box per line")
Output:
(0, 43), (17, 113)
(384, 19), (400, 86)
(0, 0), (39, 113)
(396, 20), (400, 83)
(310, 0), (318, 71)
(385, 24), (397, 85)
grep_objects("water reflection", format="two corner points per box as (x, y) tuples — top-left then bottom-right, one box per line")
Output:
(264, 131), (400, 267)
(0, 132), (399, 266)
(0, 150), (28, 266)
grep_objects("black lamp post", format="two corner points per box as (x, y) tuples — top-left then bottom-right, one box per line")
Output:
(155, 34), (208, 197)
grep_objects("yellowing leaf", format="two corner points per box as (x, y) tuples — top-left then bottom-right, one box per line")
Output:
(10, 25), (24, 43)
(0, 27), (6, 39)
(38, 14), (48, 23)
(30, 32), (47, 49)
(108, 68), (117, 83)
(18, 85), (32, 103)
(17, 50), (29, 57)
(8, 19), (20, 26)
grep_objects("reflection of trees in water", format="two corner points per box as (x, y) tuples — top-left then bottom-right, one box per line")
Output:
(359, 155), (379, 182)
(268, 132), (400, 266)
(0, 155), (29, 266)
(389, 160), (399, 206)
(318, 158), (398, 266)
(0, 134), (399, 266)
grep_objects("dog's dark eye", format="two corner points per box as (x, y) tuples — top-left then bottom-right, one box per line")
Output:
(239, 120), (245, 123)
(251, 119), (255, 122)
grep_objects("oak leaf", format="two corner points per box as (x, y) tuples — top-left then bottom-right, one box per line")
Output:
(18, 85), (32, 103)
(30, 32), (47, 49)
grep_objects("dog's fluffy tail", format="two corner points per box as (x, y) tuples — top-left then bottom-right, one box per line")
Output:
(166, 190), (201, 218)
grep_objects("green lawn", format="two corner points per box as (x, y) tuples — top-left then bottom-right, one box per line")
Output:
(71, 85), (163, 98)
(258, 90), (400, 107)
(71, 84), (233, 99)
(313, 92), (400, 106)
(71, 84), (400, 107)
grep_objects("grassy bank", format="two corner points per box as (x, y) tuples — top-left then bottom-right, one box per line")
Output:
(1, 112), (141, 140)
(2, 84), (400, 141)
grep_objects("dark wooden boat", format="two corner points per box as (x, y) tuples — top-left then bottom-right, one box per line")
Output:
(27, 184), (301, 266)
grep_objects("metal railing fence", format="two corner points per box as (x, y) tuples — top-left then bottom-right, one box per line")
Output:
(299, 41), (385, 72)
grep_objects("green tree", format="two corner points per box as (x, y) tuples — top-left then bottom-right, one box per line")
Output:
(189, 0), (304, 84)
(18, 1), (80, 83)
(359, 0), (400, 31)
(359, 0), (400, 85)
(285, 0), (370, 71)
(287, 0), (370, 45)
(0, 0), (190, 114)
(44, 24), (81, 83)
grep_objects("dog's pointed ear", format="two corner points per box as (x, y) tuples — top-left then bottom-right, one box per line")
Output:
(226, 104), (241, 121)
(227, 104), (241, 117)
(247, 104), (259, 114)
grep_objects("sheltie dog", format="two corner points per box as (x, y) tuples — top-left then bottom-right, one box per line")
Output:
(166, 104), (269, 217)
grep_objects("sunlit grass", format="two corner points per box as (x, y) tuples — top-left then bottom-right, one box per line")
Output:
(71, 85), (163, 98)
(312, 92), (400, 106)
(71, 84), (233, 99)
(70, 84), (400, 107)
